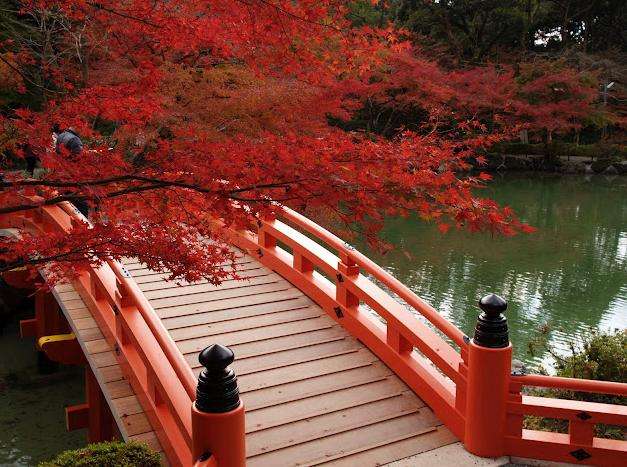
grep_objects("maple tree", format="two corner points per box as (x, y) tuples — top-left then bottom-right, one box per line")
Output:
(0, 0), (540, 285)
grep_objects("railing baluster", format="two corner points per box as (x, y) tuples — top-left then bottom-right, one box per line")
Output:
(336, 251), (359, 310)
(147, 367), (163, 407)
(89, 271), (105, 301)
(293, 253), (314, 273)
(387, 327), (412, 354)
(569, 419), (594, 446)
(506, 382), (523, 438)
(258, 215), (277, 249)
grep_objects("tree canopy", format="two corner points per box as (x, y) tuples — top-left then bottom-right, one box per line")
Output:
(0, 1), (606, 284)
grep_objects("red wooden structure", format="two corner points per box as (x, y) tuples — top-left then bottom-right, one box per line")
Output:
(1, 200), (626, 466)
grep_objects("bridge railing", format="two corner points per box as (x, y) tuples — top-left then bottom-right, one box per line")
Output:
(5, 201), (198, 465)
(226, 207), (469, 437)
(225, 205), (626, 466)
(506, 374), (627, 464)
(4, 199), (625, 466)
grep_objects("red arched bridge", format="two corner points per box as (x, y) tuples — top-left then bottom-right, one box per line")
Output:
(2, 201), (626, 466)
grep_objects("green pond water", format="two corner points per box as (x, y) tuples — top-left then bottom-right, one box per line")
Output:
(356, 173), (627, 368)
(0, 311), (85, 466)
(0, 173), (625, 464)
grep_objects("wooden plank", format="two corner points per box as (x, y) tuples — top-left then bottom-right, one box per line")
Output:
(66, 307), (92, 319)
(138, 265), (271, 291)
(246, 412), (441, 466)
(193, 338), (363, 376)
(91, 351), (117, 368)
(241, 361), (393, 411)
(159, 288), (306, 320)
(149, 276), (285, 309)
(74, 316), (98, 330)
(58, 290), (82, 301)
(54, 283), (75, 293)
(245, 378), (414, 432)
(246, 392), (425, 456)
(162, 296), (313, 330)
(185, 327), (348, 364)
(84, 338), (111, 355)
(237, 349), (377, 393)
(120, 412), (153, 436)
(126, 255), (254, 275)
(319, 426), (457, 467)
(111, 395), (145, 417)
(64, 298), (90, 311)
(143, 271), (278, 300)
(100, 365), (124, 383)
(80, 327), (104, 342)
(105, 380), (134, 399)
(169, 306), (322, 342)
(176, 316), (336, 354)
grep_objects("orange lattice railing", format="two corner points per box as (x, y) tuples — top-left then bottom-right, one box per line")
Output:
(226, 206), (627, 466)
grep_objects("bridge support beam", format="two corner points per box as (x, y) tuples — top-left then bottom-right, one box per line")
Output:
(85, 367), (116, 442)
(192, 344), (246, 467)
(463, 294), (512, 458)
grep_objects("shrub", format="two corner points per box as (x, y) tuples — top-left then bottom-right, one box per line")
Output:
(39, 441), (161, 467)
(523, 331), (626, 439)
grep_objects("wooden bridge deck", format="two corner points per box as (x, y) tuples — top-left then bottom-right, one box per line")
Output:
(118, 252), (456, 466)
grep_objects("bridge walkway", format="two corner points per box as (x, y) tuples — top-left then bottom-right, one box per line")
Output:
(119, 252), (456, 466)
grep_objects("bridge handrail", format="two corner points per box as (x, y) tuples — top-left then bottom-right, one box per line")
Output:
(279, 207), (468, 348)
(10, 201), (196, 466)
(55, 202), (198, 399)
(6, 197), (626, 466)
(106, 257), (197, 398)
(511, 373), (627, 397)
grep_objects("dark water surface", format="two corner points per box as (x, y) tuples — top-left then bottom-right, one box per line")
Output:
(356, 173), (626, 368)
(0, 308), (85, 466)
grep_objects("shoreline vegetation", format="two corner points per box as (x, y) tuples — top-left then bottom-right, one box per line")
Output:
(482, 142), (627, 174)
(524, 331), (626, 440)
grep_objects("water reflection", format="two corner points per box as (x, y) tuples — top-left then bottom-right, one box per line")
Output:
(358, 174), (627, 367)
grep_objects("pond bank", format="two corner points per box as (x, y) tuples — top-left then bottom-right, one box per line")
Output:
(483, 154), (627, 175)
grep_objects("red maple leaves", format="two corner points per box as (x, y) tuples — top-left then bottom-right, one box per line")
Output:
(1, 1), (588, 284)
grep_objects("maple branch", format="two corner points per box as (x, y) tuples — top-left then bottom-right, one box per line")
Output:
(0, 177), (308, 214)
(0, 239), (112, 273)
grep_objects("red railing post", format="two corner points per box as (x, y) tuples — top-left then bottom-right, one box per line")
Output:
(463, 294), (512, 457)
(336, 251), (359, 310)
(192, 344), (246, 467)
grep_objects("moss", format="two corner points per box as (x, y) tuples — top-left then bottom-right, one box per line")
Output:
(39, 441), (161, 467)
(523, 331), (626, 439)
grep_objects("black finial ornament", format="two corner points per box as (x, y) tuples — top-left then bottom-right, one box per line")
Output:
(473, 294), (509, 348)
(195, 344), (241, 413)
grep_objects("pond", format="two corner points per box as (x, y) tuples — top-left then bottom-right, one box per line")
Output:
(0, 305), (85, 466)
(357, 173), (627, 368)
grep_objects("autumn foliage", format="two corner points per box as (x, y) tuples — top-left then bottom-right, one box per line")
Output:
(0, 0), (597, 284)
